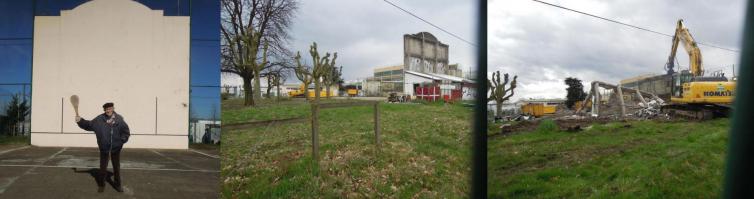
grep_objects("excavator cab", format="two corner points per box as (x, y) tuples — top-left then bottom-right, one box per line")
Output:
(671, 70), (693, 98)
(671, 70), (730, 99)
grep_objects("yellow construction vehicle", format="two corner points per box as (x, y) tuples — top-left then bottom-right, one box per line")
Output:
(521, 103), (557, 117)
(345, 85), (359, 97)
(662, 19), (736, 119)
(288, 84), (330, 98)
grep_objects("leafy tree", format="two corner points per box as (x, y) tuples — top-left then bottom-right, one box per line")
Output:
(0, 95), (30, 136)
(564, 77), (587, 109)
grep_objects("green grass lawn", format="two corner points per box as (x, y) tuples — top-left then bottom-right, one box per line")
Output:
(0, 135), (29, 146)
(221, 98), (472, 198)
(222, 98), (374, 125)
(489, 119), (730, 198)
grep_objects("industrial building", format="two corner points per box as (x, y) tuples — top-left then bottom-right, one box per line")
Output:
(362, 32), (474, 101)
(0, 0), (220, 149)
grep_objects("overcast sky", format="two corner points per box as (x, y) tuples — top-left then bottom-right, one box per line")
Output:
(489, 0), (746, 102)
(287, 0), (478, 81)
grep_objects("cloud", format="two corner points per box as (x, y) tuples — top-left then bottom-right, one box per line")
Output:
(488, 0), (745, 101)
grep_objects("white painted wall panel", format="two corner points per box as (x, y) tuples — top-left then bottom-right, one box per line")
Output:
(32, 133), (188, 149)
(31, 0), (190, 149)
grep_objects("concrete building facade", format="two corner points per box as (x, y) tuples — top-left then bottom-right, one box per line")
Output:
(404, 32), (449, 74)
(620, 74), (673, 101)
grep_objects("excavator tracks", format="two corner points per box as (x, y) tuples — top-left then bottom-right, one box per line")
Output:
(661, 104), (731, 120)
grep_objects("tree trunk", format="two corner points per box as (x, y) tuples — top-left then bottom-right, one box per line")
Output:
(314, 81), (321, 103)
(253, 74), (263, 99)
(276, 81), (281, 101)
(243, 76), (255, 106)
(266, 83), (273, 98)
(495, 101), (503, 118)
(325, 84), (331, 97)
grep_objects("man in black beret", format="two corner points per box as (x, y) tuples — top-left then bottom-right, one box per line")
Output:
(76, 102), (130, 193)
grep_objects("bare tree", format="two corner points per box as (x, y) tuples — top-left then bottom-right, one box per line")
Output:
(263, 63), (289, 100)
(293, 51), (313, 99)
(323, 65), (343, 97)
(220, 0), (298, 106)
(308, 42), (337, 103)
(488, 71), (517, 119)
(274, 72), (288, 100)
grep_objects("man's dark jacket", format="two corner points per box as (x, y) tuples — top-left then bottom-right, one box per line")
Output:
(77, 113), (130, 152)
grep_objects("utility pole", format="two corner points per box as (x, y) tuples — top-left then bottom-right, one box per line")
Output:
(732, 64), (736, 78)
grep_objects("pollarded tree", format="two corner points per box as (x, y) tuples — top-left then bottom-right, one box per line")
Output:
(293, 51), (313, 99)
(308, 42), (337, 103)
(488, 71), (517, 119)
(220, 0), (298, 106)
(323, 66), (342, 97)
(221, 25), (268, 106)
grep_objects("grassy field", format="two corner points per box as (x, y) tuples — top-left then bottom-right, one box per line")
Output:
(489, 119), (730, 198)
(221, 98), (472, 198)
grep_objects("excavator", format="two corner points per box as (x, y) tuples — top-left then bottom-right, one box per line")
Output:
(661, 19), (737, 119)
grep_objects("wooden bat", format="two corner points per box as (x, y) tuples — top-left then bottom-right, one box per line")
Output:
(70, 95), (79, 117)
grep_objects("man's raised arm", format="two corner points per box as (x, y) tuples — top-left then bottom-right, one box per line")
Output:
(76, 116), (94, 131)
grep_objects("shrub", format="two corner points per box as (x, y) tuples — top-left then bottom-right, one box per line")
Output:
(536, 119), (558, 133)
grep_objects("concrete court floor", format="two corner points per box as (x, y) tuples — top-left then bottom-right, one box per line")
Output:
(0, 146), (219, 198)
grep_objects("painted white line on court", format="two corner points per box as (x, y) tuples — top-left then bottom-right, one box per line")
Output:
(0, 176), (19, 194)
(150, 149), (203, 170)
(0, 164), (219, 173)
(188, 149), (219, 159)
(0, 147), (67, 194)
(0, 146), (31, 156)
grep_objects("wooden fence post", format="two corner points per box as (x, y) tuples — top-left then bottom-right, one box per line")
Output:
(311, 103), (319, 170)
(374, 102), (381, 149)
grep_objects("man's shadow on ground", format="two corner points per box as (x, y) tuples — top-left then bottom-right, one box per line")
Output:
(71, 168), (120, 191)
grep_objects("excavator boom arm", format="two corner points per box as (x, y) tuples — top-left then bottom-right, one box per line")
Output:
(666, 19), (703, 76)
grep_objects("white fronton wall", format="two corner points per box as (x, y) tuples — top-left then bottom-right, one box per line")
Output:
(31, 0), (190, 149)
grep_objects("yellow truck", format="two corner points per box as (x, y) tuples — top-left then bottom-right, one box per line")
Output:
(521, 103), (557, 117)
(347, 89), (358, 96)
(288, 84), (331, 98)
(344, 85), (359, 97)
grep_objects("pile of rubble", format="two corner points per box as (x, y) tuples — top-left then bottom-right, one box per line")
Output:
(632, 99), (669, 119)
